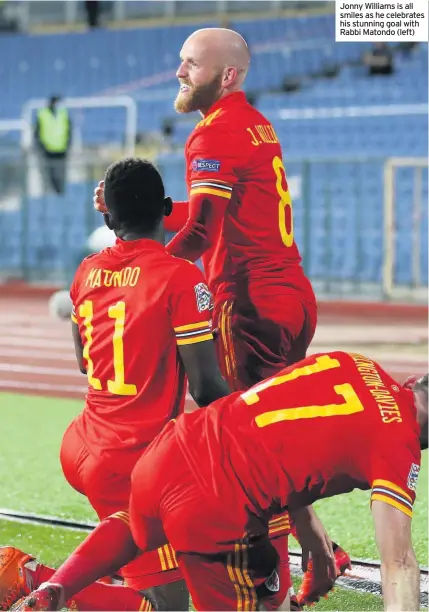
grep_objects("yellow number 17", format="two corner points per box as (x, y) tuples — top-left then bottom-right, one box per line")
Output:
(241, 355), (364, 428)
(79, 300), (137, 396)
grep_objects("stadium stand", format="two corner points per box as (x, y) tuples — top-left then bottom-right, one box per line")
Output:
(0, 11), (427, 295)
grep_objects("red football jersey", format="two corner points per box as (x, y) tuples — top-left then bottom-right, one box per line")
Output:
(185, 91), (313, 300)
(70, 238), (213, 457)
(176, 351), (421, 519)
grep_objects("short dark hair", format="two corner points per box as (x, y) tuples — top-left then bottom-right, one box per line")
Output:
(104, 158), (166, 232)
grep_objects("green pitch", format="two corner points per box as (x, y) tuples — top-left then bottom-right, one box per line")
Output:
(1, 392), (427, 610)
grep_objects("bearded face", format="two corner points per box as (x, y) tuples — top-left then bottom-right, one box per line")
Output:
(175, 72), (223, 114)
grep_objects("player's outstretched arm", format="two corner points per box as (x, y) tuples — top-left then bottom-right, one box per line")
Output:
(179, 340), (230, 407)
(166, 192), (228, 261)
(290, 506), (337, 589)
(71, 320), (86, 374)
(372, 500), (420, 611)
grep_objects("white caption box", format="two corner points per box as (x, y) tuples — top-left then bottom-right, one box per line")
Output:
(335, 0), (429, 42)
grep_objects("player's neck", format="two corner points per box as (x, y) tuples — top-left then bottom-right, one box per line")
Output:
(199, 88), (243, 116)
(115, 226), (165, 245)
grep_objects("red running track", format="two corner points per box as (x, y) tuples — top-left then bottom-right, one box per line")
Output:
(0, 296), (426, 405)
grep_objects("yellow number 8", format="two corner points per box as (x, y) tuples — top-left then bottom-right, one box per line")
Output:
(273, 156), (294, 247)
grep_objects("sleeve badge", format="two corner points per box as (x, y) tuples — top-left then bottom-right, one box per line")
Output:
(407, 463), (420, 491)
(194, 282), (213, 313)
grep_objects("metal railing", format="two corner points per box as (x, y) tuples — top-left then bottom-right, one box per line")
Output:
(0, 154), (427, 302)
(6, 1), (331, 31)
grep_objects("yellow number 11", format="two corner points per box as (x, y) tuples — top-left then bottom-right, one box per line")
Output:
(79, 300), (137, 396)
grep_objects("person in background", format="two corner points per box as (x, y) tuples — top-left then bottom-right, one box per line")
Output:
(84, 1), (100, 29)
(34, 95), (71, 195)
(363, 43), (394, 76)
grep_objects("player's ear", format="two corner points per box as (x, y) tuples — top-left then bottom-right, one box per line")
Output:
(103, 213), (115, 231)
(164, 196), (173, 217)
(223, 66), (237, 88)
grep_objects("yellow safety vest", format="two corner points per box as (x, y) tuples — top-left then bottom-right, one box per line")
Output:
(37, 107), (69, 153)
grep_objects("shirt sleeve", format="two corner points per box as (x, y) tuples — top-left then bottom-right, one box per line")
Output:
(70, 272), (79, 324)
(371, 443), (421, 518)
(165, 123), (250, 261)
(187, 123), (247, 199)
(168, 261), (214, 346)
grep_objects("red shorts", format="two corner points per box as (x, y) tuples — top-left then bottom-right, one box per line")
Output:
(214, 293), (317, 392)
(129, 421), (291, 611)
(60, 419), (181, 590)
(213, 291), (315, 591)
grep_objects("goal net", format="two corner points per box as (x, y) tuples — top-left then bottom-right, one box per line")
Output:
(383, 157), (428, 301)
(21, 95), (137, 155)
(0, 97), (137, 283)
(20, 95), (138, 198)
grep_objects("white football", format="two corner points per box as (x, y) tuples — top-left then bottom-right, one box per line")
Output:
(87, 225), (116, 252)
(48, 289), (73, 320)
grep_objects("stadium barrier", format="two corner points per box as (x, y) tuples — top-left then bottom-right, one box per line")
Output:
(0, 155), (427, 303)
(157, 153), (428, 301)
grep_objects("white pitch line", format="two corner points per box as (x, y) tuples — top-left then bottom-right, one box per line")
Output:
(0, 327), (71, 339)
(0, 348), (76, 361)
(0, 362), (81, 376)
(0, 337), (72, 349)
(313, 345), (427, 366)
(0, 316), (61, 326)
(0, 379), (87, 394)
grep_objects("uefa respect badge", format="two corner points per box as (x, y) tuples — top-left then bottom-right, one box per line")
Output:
(192, 159), (221, 172)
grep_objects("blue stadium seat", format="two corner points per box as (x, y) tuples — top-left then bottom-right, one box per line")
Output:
(0, 15), (427, 287)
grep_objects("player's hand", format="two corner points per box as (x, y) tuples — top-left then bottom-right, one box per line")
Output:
(291, 507), (337, 593)
(93, 180), (107, 213)
(301, 531), (337, 591)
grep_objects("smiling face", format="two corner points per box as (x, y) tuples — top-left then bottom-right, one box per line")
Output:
(174, 35), (225, 115)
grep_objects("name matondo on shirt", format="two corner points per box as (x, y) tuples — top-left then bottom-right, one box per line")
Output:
(350, 353), (402, 423)
(85, 267), (141, 288)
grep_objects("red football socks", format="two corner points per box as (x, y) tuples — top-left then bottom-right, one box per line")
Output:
(27, 563), (150, 611)
(26, 515), (148, 611)
(68, 581), (151, 611)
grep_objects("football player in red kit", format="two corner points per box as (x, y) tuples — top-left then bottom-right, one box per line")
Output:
(170, 27), (318, 391)
(0, 159), (229, 612)
(92, 27), (334, 605)
(18, 353), (426, 612)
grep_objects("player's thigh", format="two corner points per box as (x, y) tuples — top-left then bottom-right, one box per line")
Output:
(177, 537), (286, 612)
(60, 418), (90, 495)
(120, 546), (184, 601)
(285, 299), (317, 365)
(268, 534), (292, 609)
(60, 421), (134, 519)
(215, 297), (310, 389)
(85, 467), (131, 520)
